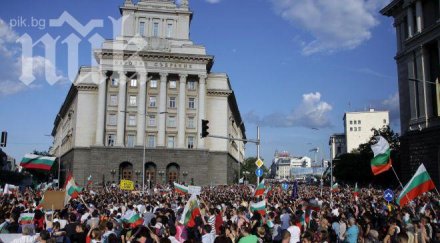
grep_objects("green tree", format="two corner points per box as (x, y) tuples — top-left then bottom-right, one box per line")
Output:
(240, 157), (269, 184)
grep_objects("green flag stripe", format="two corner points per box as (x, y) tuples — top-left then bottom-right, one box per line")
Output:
(371, 149), (391, 166)
(397, 171), (432, 201)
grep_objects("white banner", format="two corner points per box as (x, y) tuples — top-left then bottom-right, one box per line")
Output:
(188, 186), (201, 195)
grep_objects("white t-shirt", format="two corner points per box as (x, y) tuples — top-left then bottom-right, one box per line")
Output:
(287, 225), (301, 243)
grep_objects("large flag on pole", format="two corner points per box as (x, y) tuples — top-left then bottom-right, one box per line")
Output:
(254, 179), (265, 197)
(396, 164), (435, 207)
(173, 182), (188, 195)
(64, 174), (82, 205)
(180, 194), (201, 227)
(370, 136), (392, 175)
(20, 154), (56, 171)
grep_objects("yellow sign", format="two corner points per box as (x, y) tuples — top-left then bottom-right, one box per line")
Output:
(255, 159), (264, 168)
(120, 180), (135, 191)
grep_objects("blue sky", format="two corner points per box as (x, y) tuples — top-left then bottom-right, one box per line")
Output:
(0, 0), (398, 164)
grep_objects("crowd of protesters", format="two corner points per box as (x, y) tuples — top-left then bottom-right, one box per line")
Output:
(0, 181), (439, 243)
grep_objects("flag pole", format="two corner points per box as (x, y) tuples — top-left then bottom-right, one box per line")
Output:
(391, 166), (405, 190)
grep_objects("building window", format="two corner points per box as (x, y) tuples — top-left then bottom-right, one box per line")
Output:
(139, 21), (145, 36)
(129, 96), (137, 106)
(150, 80), (157, 88)
(153, 22), (159, 37)
(167, 136), (175, 148)
(350, 120), (353, 125)
(148, 115), (156, 126)
(187, 136), (194, 149)
(358, 120), (361, 124)
(167, 23), (173, 38)
(168, 116), (176, 127)
(358, 127), (361, 131)
(147, 135), (155, 148)
(108, 114), (117, 126)
(188, 97), (195, 109)
(187, 117), (195, 129)
(110, 95), (118, 106)
(111, 78), (118, 86)
(188, 81), (196, 90)
(383, 119), (387, 124)
(127, 135), (135, 147)
(350, 127), (353, 131)
(128, 115), (136, 126)
(130, 79), (137, 87)
(169, 97), (176, 108)
(354, 120), (357, 125)
(149, 96), (156, 107)
(107, 134), (115, 146)
(169, 81), (177, 89)
(354, 127), (357, 131)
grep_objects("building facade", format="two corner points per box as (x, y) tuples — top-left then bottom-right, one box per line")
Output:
(381, 0), (440, 184)
(269, 151), (311, 179)
(329, 133), (346, 160)
(51, 0), (246, 186)
(344, 109), (389, 152)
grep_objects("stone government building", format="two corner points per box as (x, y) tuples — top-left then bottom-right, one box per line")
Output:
(51, 0), (246, 186)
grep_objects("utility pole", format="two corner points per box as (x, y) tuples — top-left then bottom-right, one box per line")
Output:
(257, 126), (261, 185)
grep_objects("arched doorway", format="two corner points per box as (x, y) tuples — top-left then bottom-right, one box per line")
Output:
(119, 162), (133, 181)
(166, 163), (180, 183)
(145, 162), (156, 188)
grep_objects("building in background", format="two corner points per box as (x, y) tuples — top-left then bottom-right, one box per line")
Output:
(51, 0), (246, 186)
(381, 0), (440, 184)
(270, 150), (311, 179)
(344, 109), (389, 153)
(329, 133), (346, 159)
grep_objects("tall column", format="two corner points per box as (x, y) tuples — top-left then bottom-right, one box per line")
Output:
(415, 0), (423, 33)
(116, 71), (127, 146)
(157, 72), (168, 147)
(137, 72), (147, 146)
(178, 74), (187, 148)
(407, 6), (414, 38)
(95, 71), (107, 146)
(197, 74), (207, 149)
(395, 22), (402, 52)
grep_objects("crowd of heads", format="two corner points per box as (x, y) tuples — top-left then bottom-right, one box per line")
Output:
(0, 181), (439, 243)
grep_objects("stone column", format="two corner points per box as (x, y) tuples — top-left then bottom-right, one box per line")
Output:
(395, 22), (402, 52)
(197, 74), (207, 149)
(95, 71), (107, 146)
(116, 71), (127, 146)
(407, 6), (414, 38)
(137, 72), (147, 146)
(415, 0), (423, 33)
(157, 72), (168, 147)
(178, 74), (187, 148)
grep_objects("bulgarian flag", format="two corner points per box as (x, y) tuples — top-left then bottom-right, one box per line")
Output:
(370, 136), (392, 175)
(331, 183), (339, 192)
(180, 194), (201, 227)
(123, 210), (144, 228)
(64, 174), (82, 205)
(20, 154), (56, 171)
(353, 183), (359, 201)
(87, 175), (92, 186)
(254, 179), (265, 197)
(19, 213), (35, 225)
(174, 182), (188, 195)
(250, 200), (266, 216)
(396, 164), (436, 207)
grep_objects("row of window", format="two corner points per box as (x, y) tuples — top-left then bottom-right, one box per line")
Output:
(349, 120), (362, 125)
(109, 95), (196, 109)
(139, 20), (173, 38)
(111, 79), (197, 90)
(107, 134), (195, 149)
(350, 127), (362, 132)
(107, 114), (197, 128)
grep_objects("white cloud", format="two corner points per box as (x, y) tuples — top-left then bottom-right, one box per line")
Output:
(381, 92), (400, 124)
(245, 92), (333, 128)
(270, 0), (389, 55)
(205, 0), (221, 3)
(0, 18), (18, 56)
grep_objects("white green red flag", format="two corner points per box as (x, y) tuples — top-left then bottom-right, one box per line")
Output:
(64, 174), (82, 205)
(123, 210), (144, 228)
(370, 136), (392, 175)
(396, 164), (435, 207)
(19, 213), (35, 225)
(180, 194), (201, 227)
(20, 154), (56, 171)
(87, 175), (92, 186)
(250, 200), (266, 215)
(353, 183), (359, 201)
(174, 182), (188, 195)
(331, 183), (339, 192)
(254, 179), (265, 197)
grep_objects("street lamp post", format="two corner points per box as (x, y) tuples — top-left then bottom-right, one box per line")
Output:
(183, 171), (188, 184)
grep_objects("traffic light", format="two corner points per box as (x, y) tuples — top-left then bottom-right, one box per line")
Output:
(201, 119), (209, 138)
(1, 131), (7, 147)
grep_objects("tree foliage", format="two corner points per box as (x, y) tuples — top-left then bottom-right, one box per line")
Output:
(240, 157), (269, 185)
(333, 126), (400, 187)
